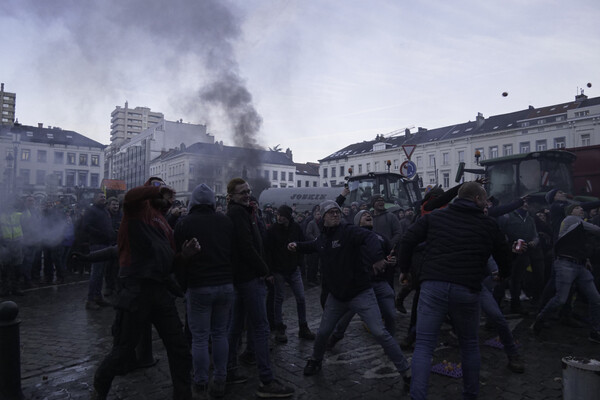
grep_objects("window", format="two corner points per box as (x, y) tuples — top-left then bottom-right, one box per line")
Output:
(458, 150), (465, 163)
(90, 174), (99, 187)
(537, 119), (545, 125)
(78, 171), (88, 187)
(323, 168), (328, 178)
(54, 171), (63, 186)
(331, 167), (336, 178)
(489, 146), (498, 159)
(66, 170), (75, 186)
(36, 170), (46, 185)
(443, 172), (450, 188)
(280, 171), (285, 181)
(37, 150), (47, 163)
(91, 155), (99, 166)
(374, 161), (379, 172)
(428, 173), (436, 184)
(21, 149), (30, 161)
(340, 166), (345, 176)
(428, 154), (435, 167)
(575, 110), (590, 117)
(19, 169), (30, 183)
(79, 154), (88, 165)
(67, 153), (76, 165)
(554, 137), (566, 149)
(416, 156), (422, 168)
(536, 140), (547, 151)
(442, 152), (449, 165)
(519, 142), (530, 154)
(54, 152), (64, 164)
(366, 163), (371, 172)
(272, 170), (278, 180)
(358, 164), (363, 174)
(393, 159), (399, 171)
(503, 144), (513, 156)
(313, 181), (317, 187)
(288, 172), (293, 181)
(475, 148), (484, 161)
(581, 134), (591, 146)
(297, 180), (302, 187)
(305, 180), (309, 187)
(264, 170), (269, 180)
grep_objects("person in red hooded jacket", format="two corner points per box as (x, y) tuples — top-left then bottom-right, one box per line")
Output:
(91, 177), (200, 400)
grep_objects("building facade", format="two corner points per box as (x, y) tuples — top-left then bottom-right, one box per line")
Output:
(110, 101), (163, 144)
(0, 123), (105, 197)
(106, 119), (214, 189)
(319, 93), (600, 190)
(295, 162), (320, 188)
(1, 83), (16, 126)
(149, 141), (296, 201)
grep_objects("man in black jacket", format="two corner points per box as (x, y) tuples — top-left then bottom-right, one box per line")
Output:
(84, 192), (114, 309)
(289, 200), (410, 392)
(400, 182), (512, 400)
(225, 178), (294, 399)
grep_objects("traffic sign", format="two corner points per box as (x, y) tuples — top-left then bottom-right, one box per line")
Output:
(400, 160), (417, 179)
(402, 145), (416, 160)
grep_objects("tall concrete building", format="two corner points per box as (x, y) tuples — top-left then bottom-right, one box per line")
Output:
(110, 101), (163, 144)
(107, 119), (214, 189)
(1, 83), (16, 126)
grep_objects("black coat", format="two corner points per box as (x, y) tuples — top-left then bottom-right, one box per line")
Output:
(265, 221), (305, 275)
(400, 198), (511, 292)
(174, 205), (234, 288)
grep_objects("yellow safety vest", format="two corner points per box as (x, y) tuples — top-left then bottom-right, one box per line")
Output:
(0, 212), (23, 240)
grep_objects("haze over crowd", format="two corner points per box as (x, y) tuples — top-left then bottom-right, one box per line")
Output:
(1, 0), (598, 163)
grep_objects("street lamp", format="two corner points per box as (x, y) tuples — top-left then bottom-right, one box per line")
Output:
(5, 151), (14, 194)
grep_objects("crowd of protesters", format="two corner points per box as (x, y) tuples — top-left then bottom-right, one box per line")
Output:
(2, 176), (600, 400)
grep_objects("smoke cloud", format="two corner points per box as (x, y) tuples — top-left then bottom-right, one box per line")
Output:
(1, 0), (264, 169)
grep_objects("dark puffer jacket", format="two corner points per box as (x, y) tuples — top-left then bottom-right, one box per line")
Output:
(296, 222), (385, 301)
(265, 221), (305, 275)
(174, 204), (234, 288)
(227, 202), (269, 283)
(400, 198), (511, 292)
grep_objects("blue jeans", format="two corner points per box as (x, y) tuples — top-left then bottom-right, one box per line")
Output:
(333, 281), (397, 338)
(538, 258), (600, 331)
(187, 284), (234, 385)
(274, 267), (307, 327)
(88, 244), (108, 301)
(228, 278), (273, 384)
(412, 280), (481, 400)
(480, 277), (518, 356)
(313, 288), (409, 373)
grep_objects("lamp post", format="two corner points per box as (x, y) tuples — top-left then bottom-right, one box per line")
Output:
(5, 152), (14, 194)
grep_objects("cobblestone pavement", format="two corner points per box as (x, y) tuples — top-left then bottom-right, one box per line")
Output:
(1, 274), (598, 399)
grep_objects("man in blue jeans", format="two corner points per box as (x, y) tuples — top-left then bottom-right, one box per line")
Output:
(289, 200), (411, 392)
(532, 204), (600, 343)
(225, 178), (294, 399)
(400, 182), (512, 400)
(265, 205), (315, 343)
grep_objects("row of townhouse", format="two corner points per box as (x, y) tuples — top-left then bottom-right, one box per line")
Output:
(0, 123), (105, 198)
(318, 93), (600, 190)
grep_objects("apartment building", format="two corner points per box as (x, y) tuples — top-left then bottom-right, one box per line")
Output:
(1, 83), (16, 126)
(109, 101), (163, 144)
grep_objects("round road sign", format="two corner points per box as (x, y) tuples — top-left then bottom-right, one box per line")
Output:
(400, 160), (417, 179)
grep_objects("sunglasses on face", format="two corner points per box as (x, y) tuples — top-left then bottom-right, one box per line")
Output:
(152, 181), (166, 187)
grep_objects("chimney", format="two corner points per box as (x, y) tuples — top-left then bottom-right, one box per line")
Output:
(476, 112), (485, 127)
(1, 83), (4, 91)
(285, 148), (293, 161)
(417, 127), (427, 133)
(575, 91), (588, 101)
(38, 123), (43, 128)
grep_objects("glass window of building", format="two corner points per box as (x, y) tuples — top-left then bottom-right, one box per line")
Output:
(553, 137), (566, 149)
(91, 155), (99, 166)
(581, 134), (591, 146)
(520, 142), (530, 153)
(489, 146), (498, 159)
(37, 150), (47, 163)
(54, 152), (64, 164)
(331, 167), (336, 177)
(503, 144), (513, 156)
(458, 150), (465, 163)
(272, 170), (278, 180)
(536, 140), (547, 151)
(21, 149), (30, 161)
(79, 154), (87, 166)
(67, 153), (76, 164)
(36, 169), (45, 185)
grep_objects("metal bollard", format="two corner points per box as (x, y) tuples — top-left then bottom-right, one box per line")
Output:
(135, 321), (157, 368)
(0, 301), (24, 400)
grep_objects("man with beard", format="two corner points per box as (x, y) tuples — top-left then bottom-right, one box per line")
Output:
(91, 177), (199, 400)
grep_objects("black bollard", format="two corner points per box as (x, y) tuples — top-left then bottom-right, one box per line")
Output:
(135, 321), (157, 368)
(0, 301), (24, 400)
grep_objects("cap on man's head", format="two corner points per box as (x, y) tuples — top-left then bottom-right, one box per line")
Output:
(320, 200), (341, 216)
(188, 183), (215, 209)
(564, 203), (578, 216)
(371, 194), (385, 207)
(277, 205), (293, 221)
(354, 210), (370, 225)
(545, 188), (559, 204)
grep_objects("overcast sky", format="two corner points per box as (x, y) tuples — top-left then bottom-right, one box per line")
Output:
(1, 0), (599, 163)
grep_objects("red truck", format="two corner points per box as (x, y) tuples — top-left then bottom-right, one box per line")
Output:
(566, 145), (600, 199)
